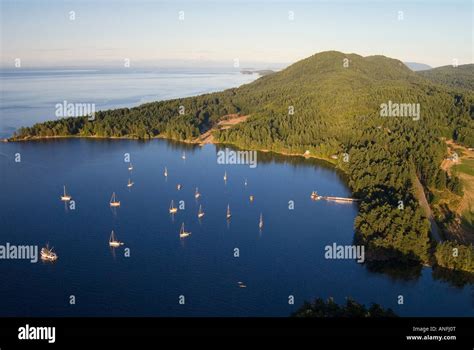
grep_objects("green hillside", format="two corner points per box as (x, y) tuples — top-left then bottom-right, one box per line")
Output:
(11, 51), (474, 272)
(418, 64), (474, 91)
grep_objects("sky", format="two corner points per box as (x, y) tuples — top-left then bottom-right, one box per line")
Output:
(0, 0), (472, 68)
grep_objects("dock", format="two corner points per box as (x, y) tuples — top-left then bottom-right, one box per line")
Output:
(321, 196), (360, 203)
(311, 191), (359, 203)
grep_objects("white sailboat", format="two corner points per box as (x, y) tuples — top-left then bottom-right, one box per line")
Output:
(244, 178), (248, 186)
(164, 167), (168, 177)
(60, 185), (72, 201)
(110, 192), (121, 207)
(223, 171), (227, 182)
(109, 230), (124, 247)
(177, 184), (182, 190)
(182, 152), (186, 160)
(259, 213), (264, 230)
(198, 204), (205, 218)
(127, 178), (134, 188)
(226, 204), (231, 219)
(194, 187), (201, 199)
(40, 244), (58, 261)
(179, 223), (191, 238)
(169, 200), (178, 214)
(128, 162), (133, 171)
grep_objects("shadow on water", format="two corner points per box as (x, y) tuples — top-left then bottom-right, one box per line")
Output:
(363, 260), (423, 282)
(431, 266), (474, 288)
(214, 143), (349, 182)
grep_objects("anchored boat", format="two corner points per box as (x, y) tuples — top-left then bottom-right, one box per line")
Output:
(226, 204), (231, 219)
(169, 200), (178, 214)
(195, 187), (201, 199)
(60, 185), (72, 201)
(40, 244), (58, 262)
(110, 192), (121, 207)
(198, 204), (205, 218)
(109, 230), (124, 247)
(179, 223), (191, 239)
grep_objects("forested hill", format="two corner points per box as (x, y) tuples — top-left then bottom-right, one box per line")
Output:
(417, 64), (474, 91)
(11, 51), (474, 273)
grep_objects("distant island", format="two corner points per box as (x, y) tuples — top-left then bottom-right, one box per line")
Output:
(10, 51), (474, 274)
(404, 62), (433, 71)
(240, 68), (275, 76)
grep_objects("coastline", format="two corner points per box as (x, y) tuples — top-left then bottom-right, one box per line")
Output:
(6, 133), (339, 166)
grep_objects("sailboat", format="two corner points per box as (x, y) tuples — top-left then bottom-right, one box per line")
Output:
(164, 167), (168, 177)
(249, 195), (254, 202)
(60, 185), (72, 201)
(194, 187), (201, 199)
(182, 152), (186, 160)
(259, 213), (264, 229)
(109, 230), (124, 247)
(179, 223), (191, 238)
(223, 171), (227, 182)
(127, 178), (134, 188)
(310, 191), (321, 200)
(169, 200), (178, 214)
(244, 178), (248, 186)
(198, 204), (205, 218)
(226, 204), (231, 219)
(128, 162), (133, 171)
(40, 244), (58, 261)
(110, 192), (121, 207)
(177, 184), (182, 190)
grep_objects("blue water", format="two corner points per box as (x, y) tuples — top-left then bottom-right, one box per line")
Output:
(0, 69), (472, 317)
(0, 139), (472, 317)
(0, 68), (257, 138)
